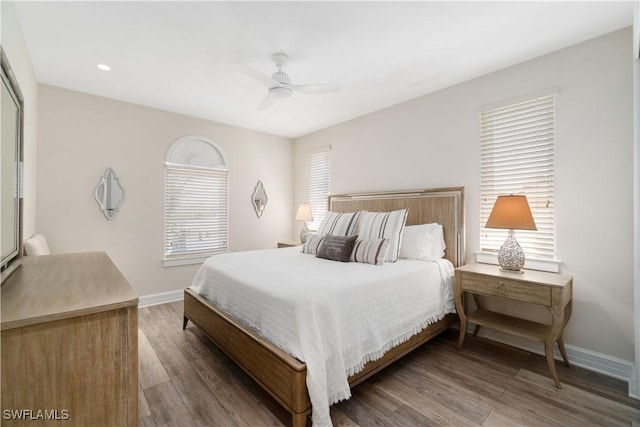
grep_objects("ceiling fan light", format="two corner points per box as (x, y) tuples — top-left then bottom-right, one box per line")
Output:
(269, 86), (293, 99)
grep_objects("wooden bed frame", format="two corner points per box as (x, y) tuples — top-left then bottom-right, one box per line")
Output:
(183, 187), (465, 426)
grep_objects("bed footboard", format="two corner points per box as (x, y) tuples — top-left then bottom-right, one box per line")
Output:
(183, 288), (311, 425)
(184, 288), (458, 426)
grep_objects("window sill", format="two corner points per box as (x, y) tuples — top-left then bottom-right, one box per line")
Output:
(163, 254), (213, 267)
(474, 252), (562, 273)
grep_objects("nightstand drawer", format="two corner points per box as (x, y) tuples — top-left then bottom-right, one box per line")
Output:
(461, 273), (552, 306)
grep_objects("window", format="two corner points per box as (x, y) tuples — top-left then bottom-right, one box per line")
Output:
(306, 147), (331, 231)
(164, 136), (228, 267)
(480, 94), (556, 260)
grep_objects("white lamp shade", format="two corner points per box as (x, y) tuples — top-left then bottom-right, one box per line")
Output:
(295, 203), (313, 222)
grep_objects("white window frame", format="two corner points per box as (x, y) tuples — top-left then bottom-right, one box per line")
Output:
(163, 136), (228, 267)
(305, 146), (331, 231)
(479, 94), (559, 271)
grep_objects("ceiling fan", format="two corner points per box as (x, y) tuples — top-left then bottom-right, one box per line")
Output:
(237, 53), (340, 110)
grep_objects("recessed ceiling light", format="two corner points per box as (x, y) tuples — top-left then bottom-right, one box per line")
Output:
(96, 63), (111, 71)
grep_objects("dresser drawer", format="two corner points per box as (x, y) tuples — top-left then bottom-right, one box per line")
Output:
(460, 272), (551, 306)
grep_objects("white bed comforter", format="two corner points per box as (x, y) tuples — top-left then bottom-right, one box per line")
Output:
(190, 247), (456, 427)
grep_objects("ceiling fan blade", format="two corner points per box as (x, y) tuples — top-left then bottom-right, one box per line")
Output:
(234, 63), (274, 87)
(290, 83), (340, 94)
(257, 91), (278, 110)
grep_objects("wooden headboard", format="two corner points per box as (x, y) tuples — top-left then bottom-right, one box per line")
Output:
(329, 187), (465, 267)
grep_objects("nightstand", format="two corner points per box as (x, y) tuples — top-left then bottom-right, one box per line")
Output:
(454, 263), (573, 388)
(277, 240), (301, 248)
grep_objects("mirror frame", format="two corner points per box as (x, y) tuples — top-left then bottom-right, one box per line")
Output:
(94, 167), (125, 220)
(0, 49), (24, 284)
(252, 180), (268, 218)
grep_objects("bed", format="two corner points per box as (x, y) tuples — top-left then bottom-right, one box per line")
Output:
(183, 187), (465, 426)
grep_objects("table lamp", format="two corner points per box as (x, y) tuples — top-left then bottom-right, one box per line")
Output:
(485, 194), (537, 272)
(296, 203), (313, 243)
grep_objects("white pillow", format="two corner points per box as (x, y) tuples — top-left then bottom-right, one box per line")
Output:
(399, 223), (446, 261)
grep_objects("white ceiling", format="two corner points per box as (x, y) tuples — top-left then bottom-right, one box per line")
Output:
(14, 1), (634, 139)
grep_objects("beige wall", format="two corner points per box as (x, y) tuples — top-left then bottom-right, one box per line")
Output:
(2, 1), (38, 240)
(294, 28), (635, 362)
(37, 85), (293, 297)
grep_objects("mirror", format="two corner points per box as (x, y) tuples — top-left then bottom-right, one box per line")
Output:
(252, 180), (268, 218)
(94, 168), (125, 220)
(1, 50), (23, 283)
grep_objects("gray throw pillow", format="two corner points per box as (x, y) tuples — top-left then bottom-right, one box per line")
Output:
(316, 235), (357, 263)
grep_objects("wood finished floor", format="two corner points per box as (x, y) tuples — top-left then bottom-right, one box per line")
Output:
(138, 301), (640, 426)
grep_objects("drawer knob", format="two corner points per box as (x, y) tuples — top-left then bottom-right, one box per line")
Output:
(497, 282), (506, 294)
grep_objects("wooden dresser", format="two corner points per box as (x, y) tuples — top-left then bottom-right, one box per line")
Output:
(1, 252), (138, 426)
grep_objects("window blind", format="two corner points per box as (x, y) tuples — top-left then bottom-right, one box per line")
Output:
(165, 165), (228, 259)
(480, 94), (556, 259)
(306, 147), (331, 231)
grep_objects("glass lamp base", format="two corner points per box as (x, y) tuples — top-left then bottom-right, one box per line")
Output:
(300, 223), (310, 243)
(497, 230), (525, 272)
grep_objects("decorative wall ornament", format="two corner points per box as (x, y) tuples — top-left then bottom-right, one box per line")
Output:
(252, 180), (268, 218)
(94, 167), (125, 220)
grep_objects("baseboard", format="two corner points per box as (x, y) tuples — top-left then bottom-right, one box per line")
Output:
(630, 378), (640, 400)
(139, 289), (184, 308)
(461, 325), (635, 385)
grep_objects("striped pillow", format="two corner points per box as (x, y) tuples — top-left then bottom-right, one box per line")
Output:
(301, 234), (325, 255)
(316, 211), (363, 237)
(357, 209), (408, 263)
(350, 239), (390, 266)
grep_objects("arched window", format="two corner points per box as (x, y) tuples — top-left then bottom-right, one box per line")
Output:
(163, 136), (228, 266)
